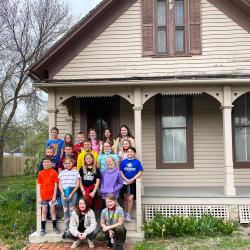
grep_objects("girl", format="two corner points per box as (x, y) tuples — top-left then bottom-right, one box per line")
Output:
(64, 133), (74, 146)
(96, 193), (126, 249)
(115, 125), (135, 156)
(100, 128), (116, 153)
(120, 147), (143, 222)
(37, 157), (60, 236)
(98, 141), (119, 173)
(59, 157), (80, 230)
(88, 128), (100, 154)
(79, 153), (100, 208)
(100, 156), (123, 208)
(118, 139), (132, 161)
(63, 197), (98, 249)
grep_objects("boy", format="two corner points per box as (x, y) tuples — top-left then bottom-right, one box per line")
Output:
(38, 146), (58, 171)
(119, 146), (143, 222)
(37, 157), (60, 236)
(46, 127), (65, 163)
(73, 132), (85, 158)
(77, 139), (98, 170)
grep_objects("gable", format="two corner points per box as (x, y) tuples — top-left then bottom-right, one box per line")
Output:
(29, 0), (250, 81)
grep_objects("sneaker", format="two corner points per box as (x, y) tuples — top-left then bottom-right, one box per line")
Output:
(53, 227), (60, 234)
(40, 230), (45, 236)
(125, 213), (132, 222)
(71, 239), (81, 249)
(62, 231), (67, 239)
(87, 239), (95, 248)
(107, 239), (113, 249)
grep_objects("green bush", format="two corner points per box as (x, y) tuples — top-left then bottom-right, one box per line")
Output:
(144, 213), (238, 239)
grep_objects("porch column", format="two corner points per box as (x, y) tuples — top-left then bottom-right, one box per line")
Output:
(133, 87), (143, 233)
(47, 88), (57, 131)
(66, 117), (74, 135)
(221, 86), (236, 196)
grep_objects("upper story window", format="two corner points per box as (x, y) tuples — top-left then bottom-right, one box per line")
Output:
(233, 93), (250, 168)
(142, 0), (201, 56)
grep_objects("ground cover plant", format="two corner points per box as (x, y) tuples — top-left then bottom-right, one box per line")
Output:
(0, 175), (36, 250)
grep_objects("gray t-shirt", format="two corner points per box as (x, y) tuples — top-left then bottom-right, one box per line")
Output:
(101, 206), (124, 226)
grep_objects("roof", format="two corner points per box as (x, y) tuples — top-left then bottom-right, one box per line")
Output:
(28, 0), (250, 81)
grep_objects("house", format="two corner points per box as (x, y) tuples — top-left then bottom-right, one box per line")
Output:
(28, 0), (250, 243)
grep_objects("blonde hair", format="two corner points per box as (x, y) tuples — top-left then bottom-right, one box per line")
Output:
(82, 152), (97, 174)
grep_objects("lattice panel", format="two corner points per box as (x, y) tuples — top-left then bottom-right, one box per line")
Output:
(145, 205), (229, 221)
(239, 205), (250, 223)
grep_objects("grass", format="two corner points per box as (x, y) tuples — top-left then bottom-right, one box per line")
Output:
(0, 175), (36, 250)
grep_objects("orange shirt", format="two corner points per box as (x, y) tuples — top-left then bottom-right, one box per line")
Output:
(37, 168), (58, 200)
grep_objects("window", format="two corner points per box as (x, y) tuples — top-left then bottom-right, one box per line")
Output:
(233, 93), (250, 168)
(142, 0), (201, 56)
(156, 0), (186, 54)
(156, 95), (193, 168)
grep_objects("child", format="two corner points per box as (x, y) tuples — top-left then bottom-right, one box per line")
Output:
(118, 139), (132, 161)
(57, 145), (75, 172)
(46, 127), (65, 163)
(100, 128), (116, 153)
(120, 147), (143, 222)
(100, 156), (123, 208)
(96, 193), (126, 249)
(79, 153), (100, 208)
(73, 132), (85, 158)
(59, 157), (80, 230)
(37, 157), (60, 236)
(77, 139), (98, 170)
(63, 197), (98, 249)
(115, 125), (135, 156)
(64, 133), (73, 146)
(38, 146), (58, 171)
(88, 128), (100, 154)
(98, 141), (119, 173)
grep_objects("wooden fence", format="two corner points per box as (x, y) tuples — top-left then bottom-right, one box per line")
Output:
(3, 157), (32, 176)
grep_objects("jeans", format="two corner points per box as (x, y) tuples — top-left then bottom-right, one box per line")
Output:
(65, 228), (98, 241)
(96, 225), (126, 243)
(61, 192), (78, 229)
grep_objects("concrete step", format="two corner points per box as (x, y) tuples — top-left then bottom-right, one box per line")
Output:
(29, 230), (144, 244)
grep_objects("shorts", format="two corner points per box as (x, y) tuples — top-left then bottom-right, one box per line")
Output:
(121, 182), (136, 198)
(40, 199), (58, 207)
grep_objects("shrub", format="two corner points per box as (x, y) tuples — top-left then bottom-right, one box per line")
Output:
(144, 213), (238, 239)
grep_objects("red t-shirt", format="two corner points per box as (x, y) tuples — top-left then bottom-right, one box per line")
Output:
(73, 143), (84, 157)
(37, 168), (58, 200)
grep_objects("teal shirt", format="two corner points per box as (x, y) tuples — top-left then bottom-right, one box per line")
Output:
(98, 152), (119, 172)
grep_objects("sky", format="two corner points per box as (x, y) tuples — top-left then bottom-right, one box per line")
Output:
(66, 0), (103, 18)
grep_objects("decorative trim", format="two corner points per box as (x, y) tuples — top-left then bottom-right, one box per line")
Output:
(47, 109), (57, 113)
(220, 105), (234, 110)
(133, 106), (143, 111)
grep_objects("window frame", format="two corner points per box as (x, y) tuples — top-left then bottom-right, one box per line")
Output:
(155, 94), (194, 169)
(233, 93), (250, 168)
(154, 0), (189, 56)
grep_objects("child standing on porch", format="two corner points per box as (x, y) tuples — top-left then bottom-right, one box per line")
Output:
(73, 132), (85, 158)
(59, 157), (80, 230)
(120, 147), (143, 222)
(88, 128), (100, 154)
(46, 127), (65, 163)
(37, 156), (60, 236)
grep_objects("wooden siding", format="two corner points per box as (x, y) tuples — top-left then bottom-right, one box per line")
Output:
(73, 98), (81, 140)
(142, 94), (225, 187)
(56, 104), (68, 137)
(53, 0), (250, 80)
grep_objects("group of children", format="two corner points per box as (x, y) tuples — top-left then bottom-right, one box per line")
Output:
(37, 125), (143, 249)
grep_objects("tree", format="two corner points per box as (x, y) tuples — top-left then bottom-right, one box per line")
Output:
(0, 0), (74, 177)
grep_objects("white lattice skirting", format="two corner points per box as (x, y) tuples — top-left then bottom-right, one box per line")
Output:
(145, 205), (229, 221)
(239, 205), (250, 223)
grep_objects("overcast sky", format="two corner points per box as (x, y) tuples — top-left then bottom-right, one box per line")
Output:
(66, 0), (103, 18)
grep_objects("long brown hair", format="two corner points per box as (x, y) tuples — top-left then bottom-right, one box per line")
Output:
(81, 152), (97, 174)
(76, 196), (90, 215)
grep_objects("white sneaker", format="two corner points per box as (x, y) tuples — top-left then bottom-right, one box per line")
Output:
(125, 213), (132, 222)
(71, 239), (81, 249)
(87, 239), (95, 248)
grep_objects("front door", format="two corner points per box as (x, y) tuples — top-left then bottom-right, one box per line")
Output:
(80, 97), (120, 140)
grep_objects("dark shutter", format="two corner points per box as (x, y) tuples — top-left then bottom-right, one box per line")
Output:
(142, 0), (155, 56)
(189, 0), (201, 55)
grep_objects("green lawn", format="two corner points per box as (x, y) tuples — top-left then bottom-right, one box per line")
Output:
(0, 175), (36, 250)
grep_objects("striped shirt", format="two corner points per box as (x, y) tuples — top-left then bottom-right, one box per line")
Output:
(58, 169), (80, 190)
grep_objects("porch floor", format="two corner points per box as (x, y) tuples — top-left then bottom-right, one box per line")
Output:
(143, 186), (250, 198)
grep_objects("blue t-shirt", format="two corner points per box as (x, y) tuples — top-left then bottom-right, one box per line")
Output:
(120, 158), (144, 180)
(46, 139), (65, 162)
(98, 152), (119, 173)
